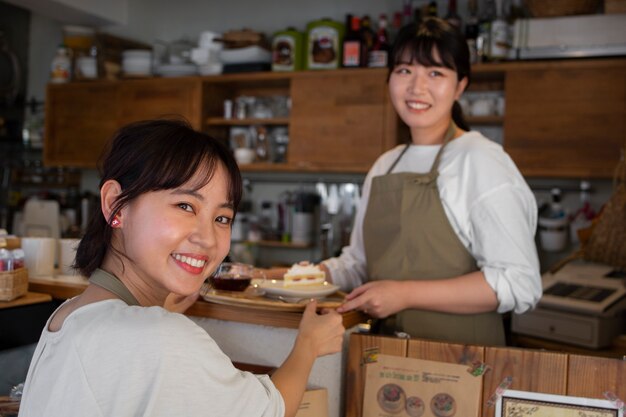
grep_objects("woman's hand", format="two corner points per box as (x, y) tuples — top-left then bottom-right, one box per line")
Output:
(297, 300), (345, 357)
(336, 280), (409, 318)
(164, 291), (199, 313)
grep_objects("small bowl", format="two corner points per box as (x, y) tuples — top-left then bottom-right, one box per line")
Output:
(234, 148), (256, 165)
(208, 262), (265, 292)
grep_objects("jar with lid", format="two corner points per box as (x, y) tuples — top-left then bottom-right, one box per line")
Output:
(51, 45), (72, 83)
(0, 248), (11, 271)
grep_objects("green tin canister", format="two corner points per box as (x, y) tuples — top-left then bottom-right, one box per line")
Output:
(305, 18), (344, 70)
(272, 28), (304, 71)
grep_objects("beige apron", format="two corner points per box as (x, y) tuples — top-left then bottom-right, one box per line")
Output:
(363, 123), (505, 346)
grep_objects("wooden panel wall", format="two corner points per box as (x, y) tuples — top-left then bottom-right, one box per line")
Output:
(345, 333), (624, 417)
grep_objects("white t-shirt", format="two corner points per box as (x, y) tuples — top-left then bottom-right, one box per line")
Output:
(323, 131), (542, 314)
(18, 300), (284, 417)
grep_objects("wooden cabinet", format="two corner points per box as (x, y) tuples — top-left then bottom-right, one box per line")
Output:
(289, 68), (397, 171)
(502, 59), (626, 178)
(44, 83), (119, 168)
(201, 68), (398, 173)
(44, 59), (626, 177)
(45, 78), (203, 168)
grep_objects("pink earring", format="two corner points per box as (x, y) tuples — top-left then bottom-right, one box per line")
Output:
(111, 217), (121, 228)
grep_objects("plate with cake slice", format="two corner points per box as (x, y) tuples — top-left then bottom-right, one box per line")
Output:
(258, 261), (340, 299)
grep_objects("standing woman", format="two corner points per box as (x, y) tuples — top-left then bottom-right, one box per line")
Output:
(19, 120), (344, 417)
(326, 18), (541, 345)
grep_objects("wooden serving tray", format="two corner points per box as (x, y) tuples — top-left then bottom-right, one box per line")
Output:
(200, 285), (345, 312)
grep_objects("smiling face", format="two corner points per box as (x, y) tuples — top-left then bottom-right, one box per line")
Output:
(106, 163), (234, 304)
(388, 47), (467, 144)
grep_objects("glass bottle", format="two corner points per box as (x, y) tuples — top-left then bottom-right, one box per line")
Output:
(477, 0), (496, 62)
(465, 0), (480, 64)
(445, 0), (462, 31)
(50, 45), (72, 83)
(368, 14), (390, 68)
(342, 16), (365, 68)
(489, 0), (511, 61)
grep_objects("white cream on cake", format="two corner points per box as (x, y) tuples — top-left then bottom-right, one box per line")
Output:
(283, 261), (326, 287)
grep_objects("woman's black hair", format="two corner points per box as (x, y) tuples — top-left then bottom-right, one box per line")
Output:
(74, 119), (242, 277)
(389, 17), (471, 131)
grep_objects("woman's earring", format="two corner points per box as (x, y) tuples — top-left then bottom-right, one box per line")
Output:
(111, 216), (121, 228)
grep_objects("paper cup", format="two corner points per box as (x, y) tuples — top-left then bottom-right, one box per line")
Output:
(58, 238), (80, 275)
(22, 237), (56, 277)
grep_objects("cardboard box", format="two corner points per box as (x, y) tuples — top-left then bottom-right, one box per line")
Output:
(296, 388), (328, 417)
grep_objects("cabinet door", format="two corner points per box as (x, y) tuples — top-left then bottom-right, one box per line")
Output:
(118, 78), (203, 129)
(289, 69), (397, 171)
(44, 83), (120, 168)
(504, 60), (626, 178)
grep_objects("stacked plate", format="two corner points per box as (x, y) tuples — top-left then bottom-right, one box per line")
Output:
(122, 49), (152, 77)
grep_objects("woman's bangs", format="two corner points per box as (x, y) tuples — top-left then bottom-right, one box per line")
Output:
(394, 36), (457, 71)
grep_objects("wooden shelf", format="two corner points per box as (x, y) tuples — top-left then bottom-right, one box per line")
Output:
(467, 115), (504, 125)
(206, 117), (290, 126)
(246, 240), (313, 249)
(238, 161), (371, 174)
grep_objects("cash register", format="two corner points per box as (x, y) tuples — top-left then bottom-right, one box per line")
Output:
(512, 261), (626, 349)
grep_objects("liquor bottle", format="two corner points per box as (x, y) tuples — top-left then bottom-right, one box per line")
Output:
(489, 0), (510, 61)
(360, 15), (375, 55)
(391, 12), (403, 43)
(369, 14), (390, 68)
(477, 0), (495, 62)
(402, 0), (413, 26)
(427, 1), (438, 17)
(465, 0), (480, 64)
(445, 0), (462, 31)
(342, 15), (365, 68)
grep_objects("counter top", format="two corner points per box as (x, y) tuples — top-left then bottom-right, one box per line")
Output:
(28, 277), (366, 329)
(0, 291), (52, 310)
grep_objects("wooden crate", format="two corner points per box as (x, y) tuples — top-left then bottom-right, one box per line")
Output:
(345, 333), (625, 417)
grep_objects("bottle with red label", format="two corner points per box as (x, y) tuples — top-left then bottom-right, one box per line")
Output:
(368, 14), (390, 68)
(342, 15), (365, 68)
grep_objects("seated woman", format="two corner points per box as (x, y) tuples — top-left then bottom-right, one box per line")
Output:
(18, 119), (345, 417)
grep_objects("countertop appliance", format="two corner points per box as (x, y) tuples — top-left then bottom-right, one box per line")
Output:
(512, 261), (626, 349)
(511, 14), (626, 60)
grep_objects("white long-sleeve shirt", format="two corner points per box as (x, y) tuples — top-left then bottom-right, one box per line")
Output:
(324, 131), (542, 314)
(19, 300), (284, 417)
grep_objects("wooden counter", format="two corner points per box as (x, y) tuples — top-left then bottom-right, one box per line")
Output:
(28, 277), (366, 329)
(0, 291), (52, 310)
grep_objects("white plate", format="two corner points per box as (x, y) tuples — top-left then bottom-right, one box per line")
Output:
(257, 279), (340, 299)
(219, 46), (271, 64)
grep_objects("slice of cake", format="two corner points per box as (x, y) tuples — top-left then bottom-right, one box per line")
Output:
(283, 261), (326, 287)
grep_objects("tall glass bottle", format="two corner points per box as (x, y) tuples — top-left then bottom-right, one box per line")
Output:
(489, 0), (510, 61)
(369, 14), (390, 68)
(445, 0), (462, 31)
(465, 0), (480, 64)
(477, 0), (496, 62)
(342, 15), (365, 68)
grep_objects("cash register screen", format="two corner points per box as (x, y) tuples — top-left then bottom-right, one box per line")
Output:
(544, 282), (616, 303)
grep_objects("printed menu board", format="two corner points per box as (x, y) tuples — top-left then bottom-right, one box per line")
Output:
(363, 354), (482, 417)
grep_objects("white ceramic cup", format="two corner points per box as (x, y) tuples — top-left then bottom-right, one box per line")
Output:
(22, 237), (56, 276)
(234, 148), (255, 165)
(538, 216), (569, 252)
(58, 238), (80, 275)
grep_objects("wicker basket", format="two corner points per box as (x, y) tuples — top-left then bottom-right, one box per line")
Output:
(0, 268), (28, 301)
(525, 0), (601, 17)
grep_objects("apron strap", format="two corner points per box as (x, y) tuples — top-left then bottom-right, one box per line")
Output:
(385, 144), (411, 175)
(428, 122), (457, 175)
(90, 268), (141, 306)
(385, 122), (458, 176)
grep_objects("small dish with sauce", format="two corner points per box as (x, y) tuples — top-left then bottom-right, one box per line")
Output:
(208, 262), (266, 292)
